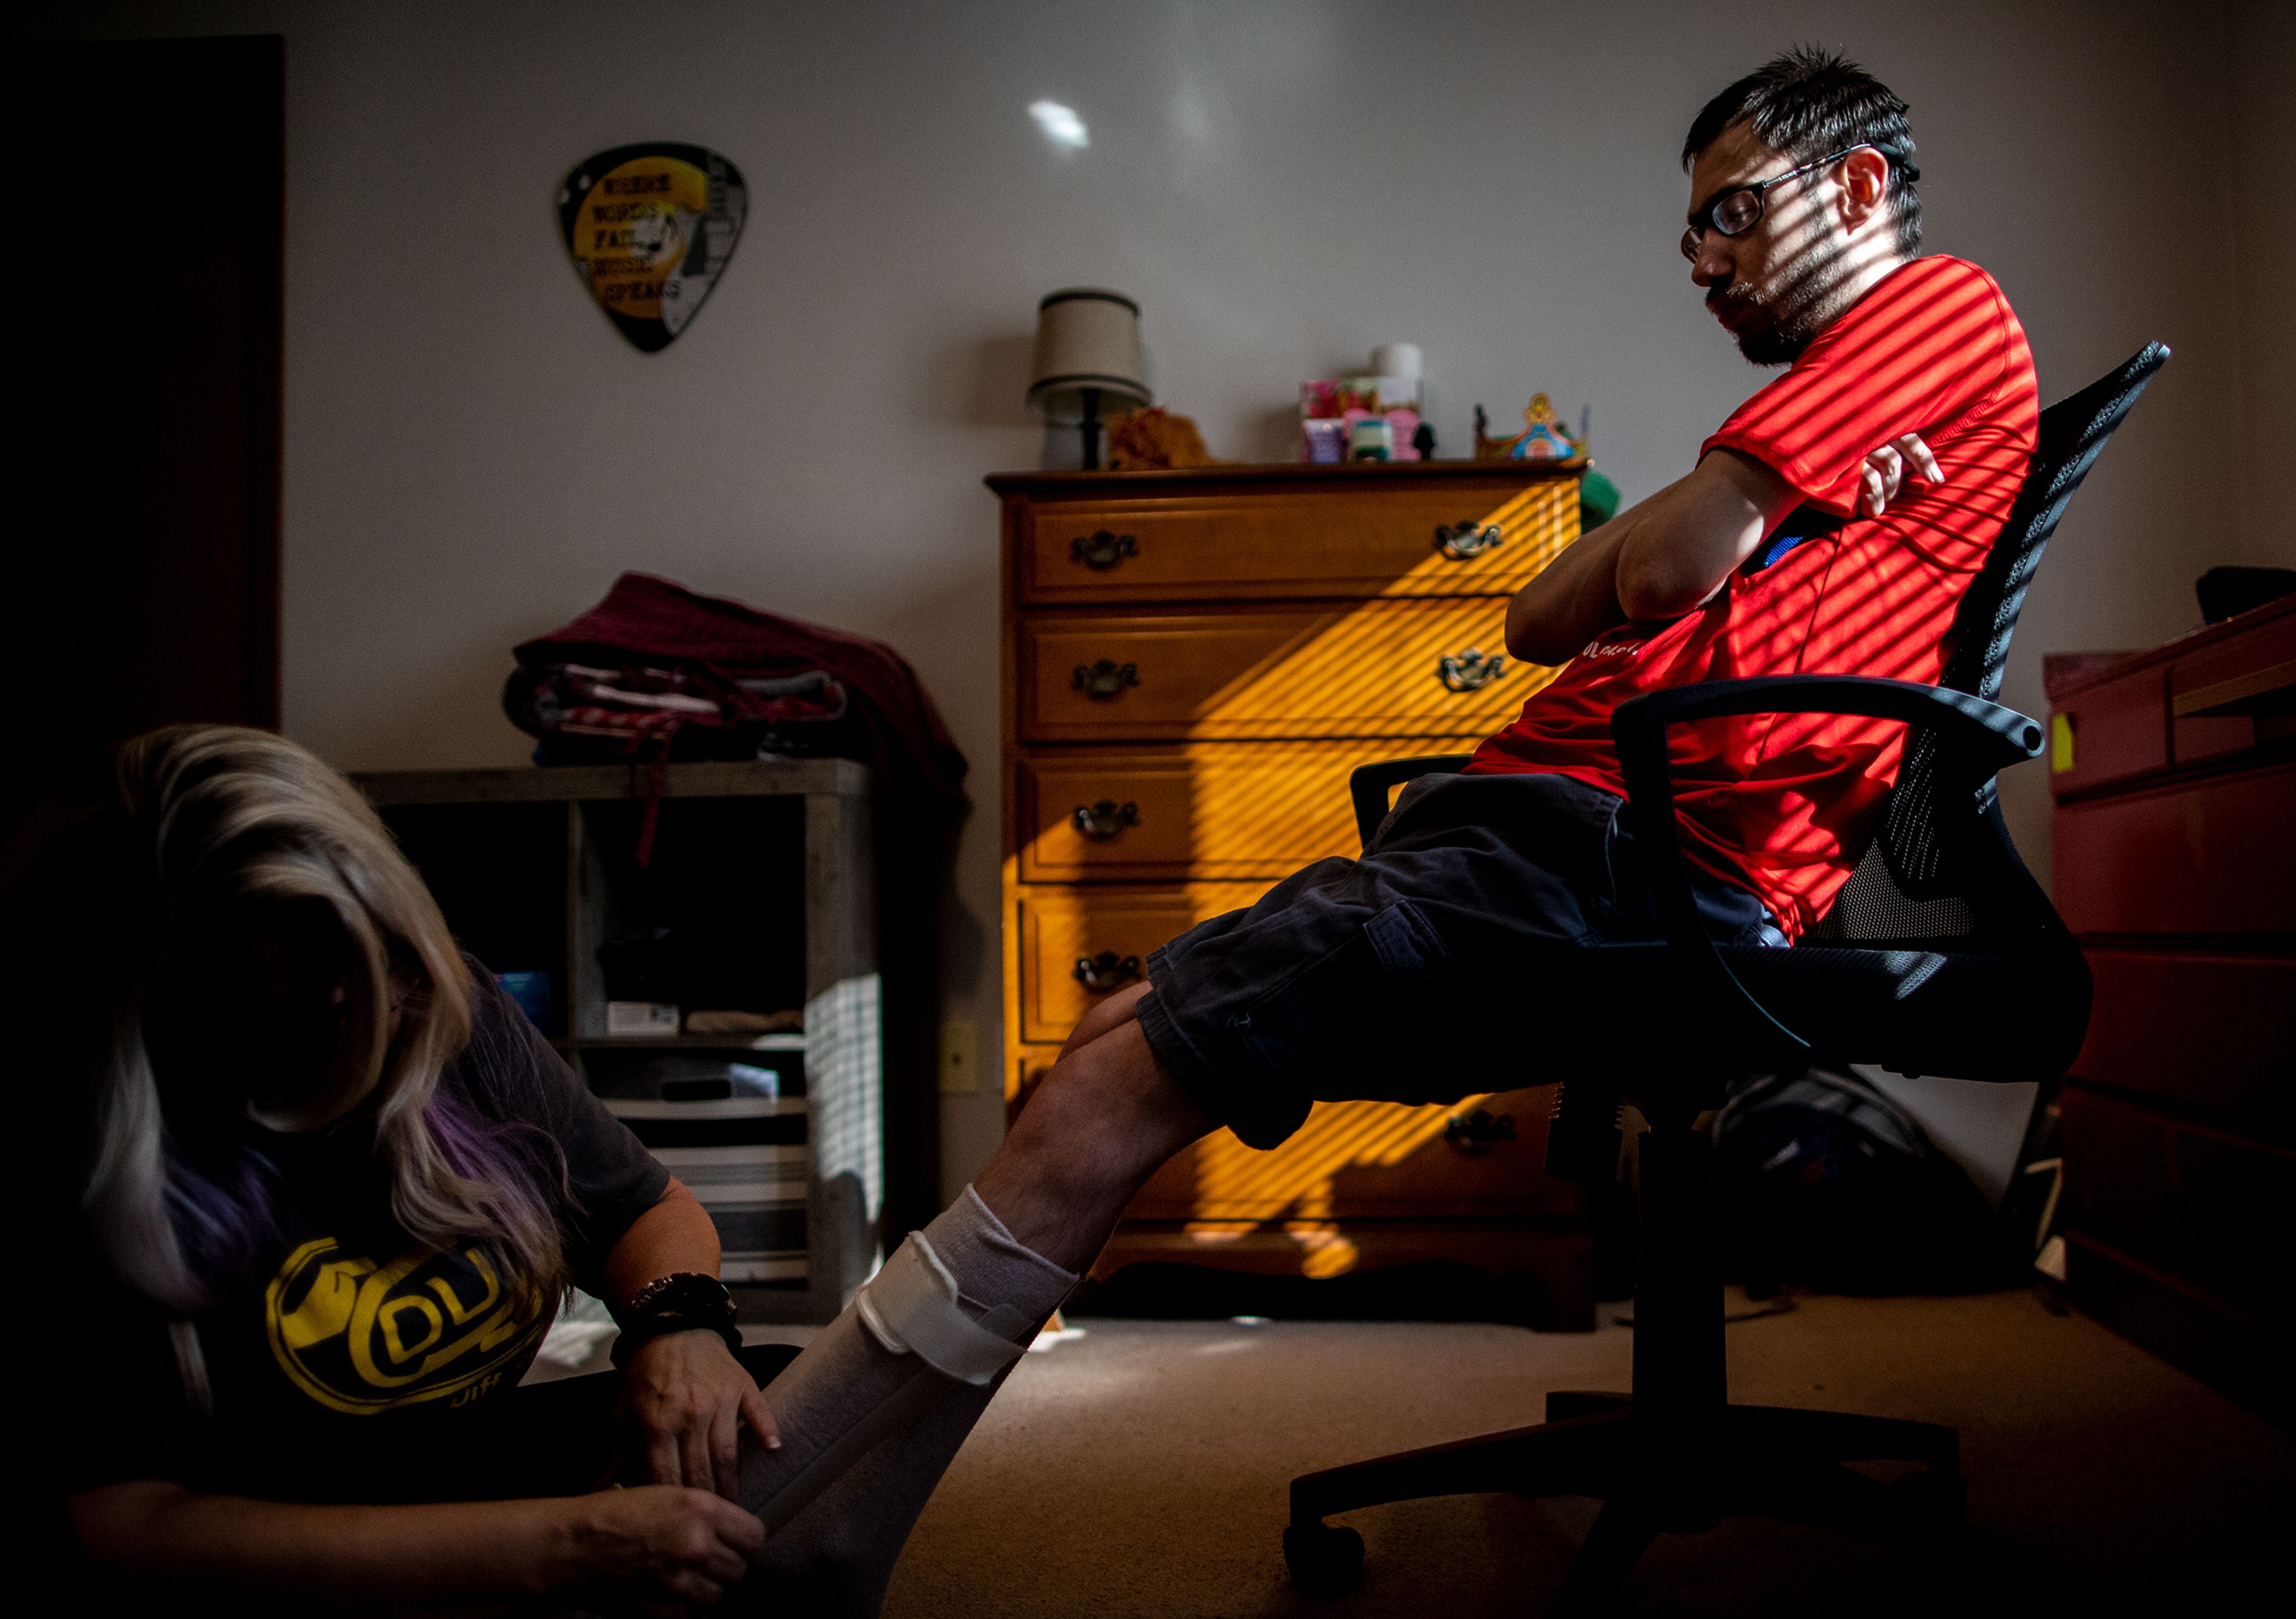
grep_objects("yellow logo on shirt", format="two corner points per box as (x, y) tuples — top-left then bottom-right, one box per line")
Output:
(264, 1237), (546, 1415)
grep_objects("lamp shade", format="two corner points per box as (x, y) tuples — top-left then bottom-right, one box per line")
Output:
(1026, 288), (1150, 424)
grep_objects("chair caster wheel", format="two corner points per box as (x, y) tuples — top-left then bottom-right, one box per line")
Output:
(1889, 1468), (1966, 1525)
(1284, 1523), (1364, 1595)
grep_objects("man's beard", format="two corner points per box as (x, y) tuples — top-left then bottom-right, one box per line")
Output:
(1707, 274), (1845, 366)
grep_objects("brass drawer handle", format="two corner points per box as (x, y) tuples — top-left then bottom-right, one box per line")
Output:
(1436, 520), (1504, 561)
(1445, 1108), (1516, 1155)
(1073, 659), (1140, 699)
(1073, 951), (1144, 993)
(1438, 647), (1507, 692)
(1071, 529), (1140, 570)
(1072, 799), (1141, 841)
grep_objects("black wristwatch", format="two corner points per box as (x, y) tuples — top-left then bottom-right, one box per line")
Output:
(610, 1272), (742, 1367)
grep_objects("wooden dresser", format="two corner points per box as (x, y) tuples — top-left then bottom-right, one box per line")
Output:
(2046, 593), (2295, 1422)
(988, 461), (1597, 1328)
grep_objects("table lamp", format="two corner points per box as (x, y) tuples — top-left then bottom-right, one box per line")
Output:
(1027, 288), (1150, 470)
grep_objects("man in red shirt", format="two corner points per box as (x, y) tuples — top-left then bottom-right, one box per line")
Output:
(967, 48), (2042, 1270)
(1474, 138), (2037, 940)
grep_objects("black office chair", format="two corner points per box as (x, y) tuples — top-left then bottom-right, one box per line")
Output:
(1285, 343), (2171, 1613)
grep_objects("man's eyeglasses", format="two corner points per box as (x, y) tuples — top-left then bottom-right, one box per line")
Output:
(1680, 144), (1916, 261)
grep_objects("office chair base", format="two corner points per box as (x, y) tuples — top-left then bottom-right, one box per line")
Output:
(1285, 1396), (1961, 1608)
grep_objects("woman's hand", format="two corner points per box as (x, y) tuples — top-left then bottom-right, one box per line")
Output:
(558, 1484), (764, 1615)
(619, 1329), (781, 1499)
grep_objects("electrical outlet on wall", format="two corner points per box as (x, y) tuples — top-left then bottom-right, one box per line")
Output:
(938, 1019), (980, 1096)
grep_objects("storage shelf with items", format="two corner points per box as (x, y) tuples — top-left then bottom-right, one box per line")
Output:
(987, 459), (1599, 1329)
(354, 758), (880, 1324)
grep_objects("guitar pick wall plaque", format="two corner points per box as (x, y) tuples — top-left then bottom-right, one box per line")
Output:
(559, 143), (747, 352)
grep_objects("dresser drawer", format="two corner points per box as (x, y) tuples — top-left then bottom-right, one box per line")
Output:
(2053, 762), (2296, 937)
(1015, 478), (1577, 604)
(2048, 664), (2167, 798)
(2170, 607), (2296, 769)
(1014, 882), (1271, 1044)
(2170, 603), (2296, 716)
(2061, 1086), (2296, 1324)
(2071, 948), (2296, 1135)
(1125, 1086), (1583, 1222)
(1018, 601), (1550, 742)
(1016, 740), (1476, 882)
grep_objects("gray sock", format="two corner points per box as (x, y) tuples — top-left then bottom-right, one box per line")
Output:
(931, 1183), (1080, 1326)
(732, 1187), (1078, 1614)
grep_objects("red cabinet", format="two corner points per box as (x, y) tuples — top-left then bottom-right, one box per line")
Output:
(2047, 595), (2296, 1422)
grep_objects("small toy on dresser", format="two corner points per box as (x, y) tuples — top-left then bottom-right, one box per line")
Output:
(1473, 395), (1619, 526)
(1103, 405), (1217, 469)
(1301, 342), (1426, 462)
(1474, 393), (1584, 462)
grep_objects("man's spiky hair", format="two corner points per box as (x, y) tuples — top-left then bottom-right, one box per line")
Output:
(1683, 45), (1923, 258)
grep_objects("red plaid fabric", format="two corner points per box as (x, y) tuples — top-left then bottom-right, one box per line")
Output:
(506, 573), (967, 811)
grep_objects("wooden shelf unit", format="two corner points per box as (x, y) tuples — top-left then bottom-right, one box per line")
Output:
(354, 758), (881, 1325)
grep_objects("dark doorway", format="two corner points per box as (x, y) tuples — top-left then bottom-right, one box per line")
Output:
(8, 35), (283, 820)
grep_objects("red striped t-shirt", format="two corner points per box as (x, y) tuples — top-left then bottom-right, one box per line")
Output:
(1466, 255), (2038, 939)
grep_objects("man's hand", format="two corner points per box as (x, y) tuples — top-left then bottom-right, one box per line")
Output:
(558, 1484), (765, 1616)
(619, 1330), (780, 1499)
(1861, 432), (1941, 517)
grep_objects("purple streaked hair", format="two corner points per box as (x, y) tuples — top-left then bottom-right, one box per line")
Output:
(45, 727), (572, 1313)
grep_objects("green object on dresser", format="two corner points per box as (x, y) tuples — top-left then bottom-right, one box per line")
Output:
(1580, 466), (1622, 528)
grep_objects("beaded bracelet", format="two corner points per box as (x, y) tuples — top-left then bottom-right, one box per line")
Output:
(610, 1271), (742, 1367)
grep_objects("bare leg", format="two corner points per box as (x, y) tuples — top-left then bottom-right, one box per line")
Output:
(973, 1009), (1214, 1275)
(1059, 979), (1150, 1059)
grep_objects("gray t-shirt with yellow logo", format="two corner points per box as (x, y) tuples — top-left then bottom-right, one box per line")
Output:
(77, 962), (668, 1504)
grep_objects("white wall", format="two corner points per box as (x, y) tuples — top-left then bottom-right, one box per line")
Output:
(2231, 0), (2296, 567)
(43, 1), (2295, 1201)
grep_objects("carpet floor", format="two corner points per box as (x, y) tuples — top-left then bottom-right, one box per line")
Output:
(852, 1288), (2290, 1617)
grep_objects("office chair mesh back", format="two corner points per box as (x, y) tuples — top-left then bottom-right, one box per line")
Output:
(1816, 343), (2171, 941)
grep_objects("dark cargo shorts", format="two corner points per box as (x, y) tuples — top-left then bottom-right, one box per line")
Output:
(1134, 771), (1785, 1148)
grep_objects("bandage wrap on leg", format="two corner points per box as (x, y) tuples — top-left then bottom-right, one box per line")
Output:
(856, 1231), (1030, 1385)
(739, 1186), (1076, 1544)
